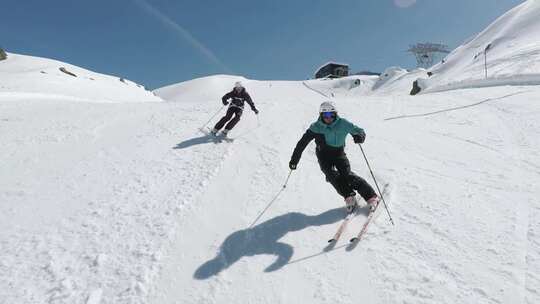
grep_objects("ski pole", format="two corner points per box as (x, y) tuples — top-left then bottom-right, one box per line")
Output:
(358, 144), (395, 226)
(249, 169), (293, 228)
(282, 169), (293, 188)
(199, 105), (226, 130)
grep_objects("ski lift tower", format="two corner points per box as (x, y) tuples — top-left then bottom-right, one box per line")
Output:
(407, 43), (450, 68)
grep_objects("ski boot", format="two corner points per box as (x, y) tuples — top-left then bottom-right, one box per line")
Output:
(210, 128), (219, 136)
(221, 129), (230, 137)
(344, 195), (358, 213)
(366, 195), (380, 211)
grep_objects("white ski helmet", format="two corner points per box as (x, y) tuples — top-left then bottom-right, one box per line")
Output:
(319, 101), (337, 113)
(234, 81), (243, 89)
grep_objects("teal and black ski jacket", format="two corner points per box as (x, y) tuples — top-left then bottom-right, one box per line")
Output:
(290, 116), (365, 165)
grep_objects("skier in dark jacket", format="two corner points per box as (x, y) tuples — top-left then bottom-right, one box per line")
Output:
(289, 101), (379, 212)
(211, 81), (258, 136)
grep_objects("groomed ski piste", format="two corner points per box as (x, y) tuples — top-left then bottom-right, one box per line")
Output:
(1, 1), (540, 303)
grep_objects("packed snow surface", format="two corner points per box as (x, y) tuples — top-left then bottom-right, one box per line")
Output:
(2, 1), (540, 303)
(1, 72), (539, 303)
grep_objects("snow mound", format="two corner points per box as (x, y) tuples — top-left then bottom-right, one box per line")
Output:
(303, 68), (428, 97)
(418, 0), (540, 93)
(371, 67), (427, 94)
(302, 76), (377, 98)
(155, 75), (247, 102)
(0, 52), (162, 102)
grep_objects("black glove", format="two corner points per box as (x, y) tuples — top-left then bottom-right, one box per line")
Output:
(289, 161), (297, 170)
(222, 100), (229, 105)
(352, 131), (366, 144)
(254, 108), (259, 114)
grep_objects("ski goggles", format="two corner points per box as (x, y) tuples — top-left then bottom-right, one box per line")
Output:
(321, 112), (336, 118)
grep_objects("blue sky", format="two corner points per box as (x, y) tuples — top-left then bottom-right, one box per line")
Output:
(1, 0), (524, 89)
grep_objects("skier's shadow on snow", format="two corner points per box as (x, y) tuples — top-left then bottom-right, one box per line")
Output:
(173, 134), (219, 149)
(194, 208), (344, 280)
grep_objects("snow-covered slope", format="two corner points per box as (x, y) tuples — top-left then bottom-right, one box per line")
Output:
(303, 75), (377, 98)
(363, 0), (540, 95)
(155, 74), (377, 103)
(2, 70), (539, 303)
(371, 67), (427, 94)
(418, 0), (540, 93)
(0, 52), (162, 102)
(2, 2), (540, 302)
(155, 75), (247, 102)
(151, 77), (540, 304)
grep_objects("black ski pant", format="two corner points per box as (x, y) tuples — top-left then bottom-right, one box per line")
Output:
(317, 151), (376, 201)
(214, 106), (243, 131)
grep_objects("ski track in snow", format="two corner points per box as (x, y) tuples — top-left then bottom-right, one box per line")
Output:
(150, 83), (540, 304)
(5, 6), (540, 299)
(367, 87), (540, 304)
(0, 98), (237, 303)
(1, 81), (540, 304)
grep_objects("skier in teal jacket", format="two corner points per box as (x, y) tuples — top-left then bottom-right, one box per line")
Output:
(289, 101), (379, 212)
